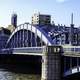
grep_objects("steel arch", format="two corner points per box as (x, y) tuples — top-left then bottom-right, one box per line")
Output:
(6, 23), (53, 47)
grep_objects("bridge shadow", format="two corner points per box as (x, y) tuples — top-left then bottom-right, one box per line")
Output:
(0, 54), (42, 74)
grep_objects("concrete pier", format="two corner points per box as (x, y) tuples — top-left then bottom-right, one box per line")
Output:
(41, 46), (62, 80)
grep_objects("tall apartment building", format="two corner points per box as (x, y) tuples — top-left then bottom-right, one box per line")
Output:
(11, 13), (17, 28)
(32, 13), (51, 25)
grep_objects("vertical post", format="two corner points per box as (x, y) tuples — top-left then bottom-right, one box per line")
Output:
(31, 25), (32, 47)
(16, 28), (18, 47)
(23, 24), (24, 47)
(41, 46), (62, 80)
(20, 25), (21, 47)
(26, 23), (28, 47)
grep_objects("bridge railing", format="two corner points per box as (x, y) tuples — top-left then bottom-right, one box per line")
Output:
(13, 47), (44, 53)
(62, 45), (80, 57)
(0, 48), (13, 54)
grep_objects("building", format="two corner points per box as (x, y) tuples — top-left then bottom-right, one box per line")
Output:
(0, 27), (11, 49)
(7, 25), (15, 33)
(32, 13), (51, 26)
(11, 13), (17, 28)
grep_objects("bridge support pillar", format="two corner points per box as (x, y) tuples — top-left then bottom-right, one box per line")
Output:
(41, 46), (62, 80)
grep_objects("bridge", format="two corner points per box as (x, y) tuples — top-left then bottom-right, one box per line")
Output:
(0, 23), (80, 80)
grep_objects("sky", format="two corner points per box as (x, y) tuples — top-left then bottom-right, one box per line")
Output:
(0, 0), (80, 27)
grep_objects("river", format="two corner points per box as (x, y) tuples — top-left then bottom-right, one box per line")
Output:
(0, 54), (41, 80)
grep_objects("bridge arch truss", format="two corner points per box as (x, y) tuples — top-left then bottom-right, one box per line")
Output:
(6, 23), (53, 48)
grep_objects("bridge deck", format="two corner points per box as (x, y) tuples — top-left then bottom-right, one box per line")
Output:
(1, 45), (80, 57)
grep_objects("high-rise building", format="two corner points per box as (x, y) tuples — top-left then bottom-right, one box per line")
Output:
(11, 13), (17, 28)
(32, 13), (51, 25)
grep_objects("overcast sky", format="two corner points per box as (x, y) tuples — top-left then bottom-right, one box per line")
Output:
(0, 0), (80, 27)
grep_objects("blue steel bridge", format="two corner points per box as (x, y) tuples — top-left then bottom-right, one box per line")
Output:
(1, 22), (80, 80)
